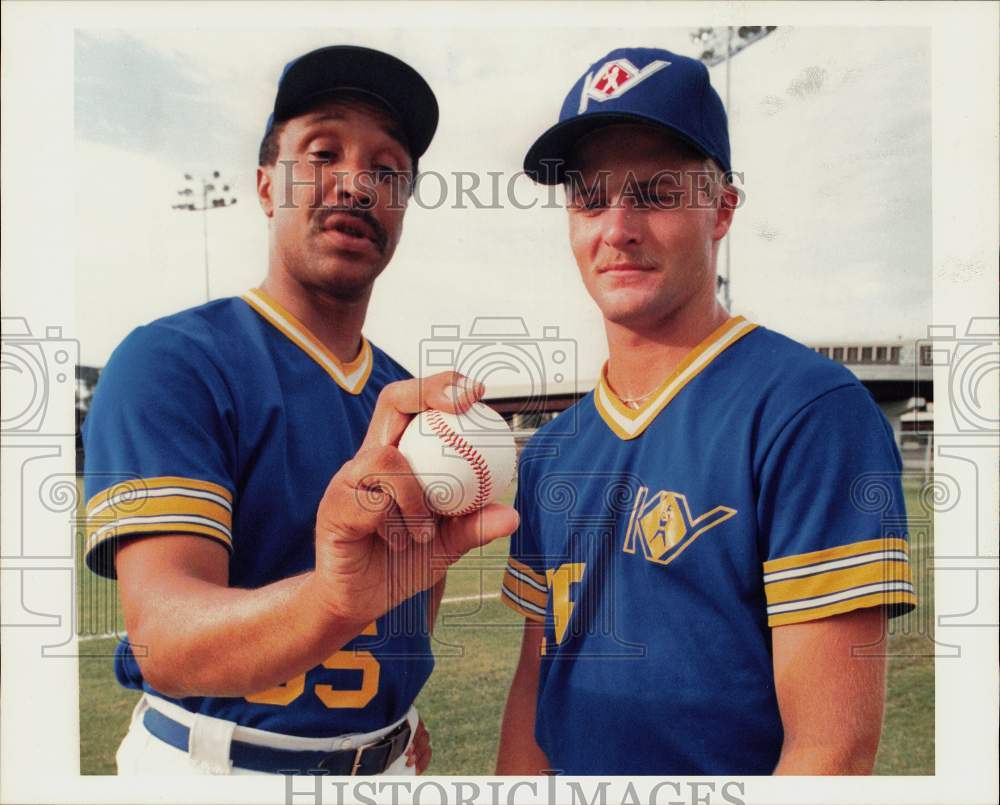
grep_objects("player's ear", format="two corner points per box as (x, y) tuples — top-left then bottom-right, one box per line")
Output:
(711, 182), (739, 241)
(257, 166), (275, 218)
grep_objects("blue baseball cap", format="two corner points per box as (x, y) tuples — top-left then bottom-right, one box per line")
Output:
(523, 47), (731, 184)
(263, 45), (439, 160)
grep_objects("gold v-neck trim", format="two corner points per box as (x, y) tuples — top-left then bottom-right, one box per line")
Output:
(242, 288), (373, 395)
(594, 316), (758, 440)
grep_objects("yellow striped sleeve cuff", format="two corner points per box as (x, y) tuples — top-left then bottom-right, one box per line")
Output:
(85, 476), (233, 579)
(501, 557), (548, 622)
(763, 537), (916, 627)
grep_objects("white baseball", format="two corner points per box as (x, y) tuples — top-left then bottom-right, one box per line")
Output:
(397, 402), (517, 516)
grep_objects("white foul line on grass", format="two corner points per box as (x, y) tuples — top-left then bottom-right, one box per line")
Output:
(77, 591), (503, 642)
(439, 592), (501, 605)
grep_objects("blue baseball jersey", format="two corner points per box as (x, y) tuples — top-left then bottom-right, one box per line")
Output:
(84, 288), (433, 738)
(502, 316), (916, 775)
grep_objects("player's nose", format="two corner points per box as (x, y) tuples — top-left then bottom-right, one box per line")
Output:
(601, 201), (643, 250)
(324, 158), (377, 209)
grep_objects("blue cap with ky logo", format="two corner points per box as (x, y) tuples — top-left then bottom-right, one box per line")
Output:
(523, 47), (731, 184)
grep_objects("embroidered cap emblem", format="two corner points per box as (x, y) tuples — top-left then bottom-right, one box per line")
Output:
(593, 62), (634, 96)
(578, 59), (671, 112)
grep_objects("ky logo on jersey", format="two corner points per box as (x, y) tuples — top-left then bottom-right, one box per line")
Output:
(578, 59), (670, 113)
(623, 486), (735, 566)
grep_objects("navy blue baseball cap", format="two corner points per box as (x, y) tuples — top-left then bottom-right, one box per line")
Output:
(524, 47), (731, 184)
(263, 45), (439, 159)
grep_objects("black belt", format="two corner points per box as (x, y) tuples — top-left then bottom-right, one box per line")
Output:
(142, 707), (411, 775)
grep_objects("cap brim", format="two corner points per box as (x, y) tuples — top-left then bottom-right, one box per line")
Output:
(523, 112), (717, 184)
(274, 46), (439, 159)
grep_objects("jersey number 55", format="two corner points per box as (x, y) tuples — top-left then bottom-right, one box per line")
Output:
(245, 621), (380, 709)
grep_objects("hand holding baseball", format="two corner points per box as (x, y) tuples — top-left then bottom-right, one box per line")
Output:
(309, 372), (519, 626)
(398, 402), (516, 516)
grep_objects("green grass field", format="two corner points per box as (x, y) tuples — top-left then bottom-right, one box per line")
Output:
(77, 480), (935, 775)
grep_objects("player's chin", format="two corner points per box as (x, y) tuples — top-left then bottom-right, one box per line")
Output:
(595, 290), (665, 327)
(310, 256), (388, 296)
(316, 244), (385, 269)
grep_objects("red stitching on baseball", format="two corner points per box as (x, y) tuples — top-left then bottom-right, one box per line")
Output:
(426, 410), (493, 515)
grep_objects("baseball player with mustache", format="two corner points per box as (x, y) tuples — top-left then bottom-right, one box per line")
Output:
(496, 47), (915, 775)
(83, 45), (518, 776)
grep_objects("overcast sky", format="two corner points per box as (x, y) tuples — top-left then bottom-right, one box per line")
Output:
(75, 26), (931, 376)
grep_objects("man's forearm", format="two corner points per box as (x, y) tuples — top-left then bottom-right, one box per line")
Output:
(496, 672), (550, 774)
(496, 622), (549, 774)
(770, 608), (887, 776)
(125, 567), (369, 699)
(773, 733), (880, 775)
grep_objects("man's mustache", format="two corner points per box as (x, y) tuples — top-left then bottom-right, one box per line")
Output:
(313, 206), (389, 254)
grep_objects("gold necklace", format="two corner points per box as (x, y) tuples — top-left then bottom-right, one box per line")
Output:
(618, 387), (659, 409)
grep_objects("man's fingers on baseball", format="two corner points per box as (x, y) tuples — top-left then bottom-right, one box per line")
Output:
(437, 503), (519, 563)
(361, 378), (424, 450)
(316, 471), (384, 542)
(413, 371), (480, 414)
(385, 529), (409, 553)
(433, 376), (484, 414)
(375, 502), (435, 550)
(348, 446), (433, 519)
(407, 516), (437, 544)
(361, 373), (481, 450)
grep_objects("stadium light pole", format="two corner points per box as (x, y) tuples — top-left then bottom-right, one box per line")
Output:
(171, 171), (238, 302)
(692, 25), (778, 311)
